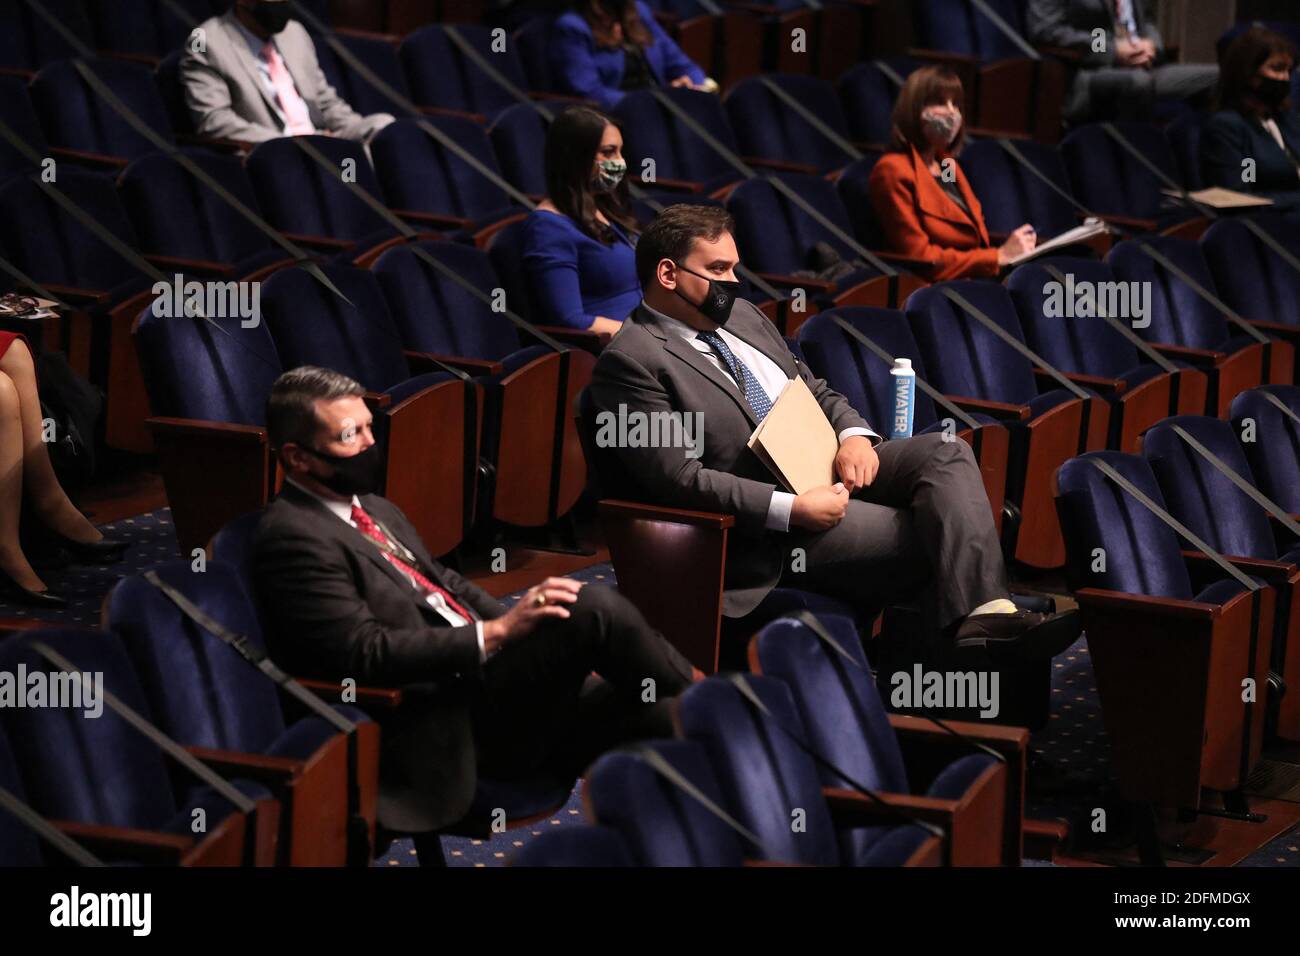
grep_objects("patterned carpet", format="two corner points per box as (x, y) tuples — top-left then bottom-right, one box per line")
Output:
(5, 507), (1299, 867)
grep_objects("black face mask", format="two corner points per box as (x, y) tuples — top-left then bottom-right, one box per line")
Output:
(248, 0), (292, 36)
(302, 442), (383, 496)
(1255, 75), (1292, 110)
(673, 263), (743, 326)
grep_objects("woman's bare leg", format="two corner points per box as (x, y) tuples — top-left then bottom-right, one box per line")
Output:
(0, 368), (46, 591)
(0, 339), (103, 544)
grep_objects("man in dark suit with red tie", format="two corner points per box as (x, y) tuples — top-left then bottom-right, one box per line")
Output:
(253, 366), (696, 863)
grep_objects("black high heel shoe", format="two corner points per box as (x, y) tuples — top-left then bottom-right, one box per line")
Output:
(0, 569), (67, 608)
(52, 534), (129, 564)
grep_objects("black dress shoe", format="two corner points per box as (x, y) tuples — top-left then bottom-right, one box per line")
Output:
(0, 571), (68, 608)
(53, 534), (129, 564)
(954, 608), (1082, 660)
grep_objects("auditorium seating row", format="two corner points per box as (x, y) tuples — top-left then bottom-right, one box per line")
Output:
(1049, 386), (1300, 855)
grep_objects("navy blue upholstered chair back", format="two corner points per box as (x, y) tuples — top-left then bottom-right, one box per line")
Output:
(961, 139), (1078, 237)
(488, 103), (550, 197)
(119, 148), (275, 267)
(371, 117), (512, 221)
(612, 88), (740, 191)
(245, 134), (390, 241)
(1055, 451), (1194, 599)
(0, 726), (43, 865)
(400, 25), (529, 119)
(913, 0), (1029, 59)
(0, 629), (181, 830)
(0, 0), (95, 73)
(0, 75), (48, 183)
(724, 74), (856, 172)
(315, 31), (413, 118)
(906, 280), (1041, 406)
(676, 675), (841, 865)
(31, 57), (175, 160)
(1107, 236), (1235, 351)
(1006, 257), (1149, 380)
(1141, 416), (1278, 560)
(1231, 386), (1300, 514)
(797, 307), (940, 431)
(371, 239), (521, 361)
(107, 561), (286, 755)
(836, 58), (919, 146)
(727, 173), (861, 274)
(587, 740), (745, 866)
(86, 0), (213, 59)
(260, 262), (414, 392)
(1203, 217), (1300, 329)
(133, 290), (283, 426)
(1061, 122), (1184, 221)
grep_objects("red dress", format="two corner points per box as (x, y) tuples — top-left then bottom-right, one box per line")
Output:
(0, 332), (20, 359)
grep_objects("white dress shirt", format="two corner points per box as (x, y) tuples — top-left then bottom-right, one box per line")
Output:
(641, 302), (880, 531)
(286, 478), (487, 661)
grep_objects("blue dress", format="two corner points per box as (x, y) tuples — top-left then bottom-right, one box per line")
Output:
(549, 1), (707, 110)
(522, 209), (640, 330)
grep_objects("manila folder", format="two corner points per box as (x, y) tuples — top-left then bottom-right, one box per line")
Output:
(746, 376), (839, 494)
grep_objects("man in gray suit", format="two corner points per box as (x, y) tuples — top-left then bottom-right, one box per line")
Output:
(589, 204), (1080, 659)
(1028, 0), (1217, 123)
(181, 0), (394, 144)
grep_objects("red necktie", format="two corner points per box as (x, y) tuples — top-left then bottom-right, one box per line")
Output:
(350, 504), (477, 623)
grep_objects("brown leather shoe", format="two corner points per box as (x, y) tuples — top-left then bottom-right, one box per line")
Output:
(953, 609), (1082, 660)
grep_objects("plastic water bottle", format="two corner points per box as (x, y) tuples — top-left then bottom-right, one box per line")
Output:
(890, 357), (916, 440)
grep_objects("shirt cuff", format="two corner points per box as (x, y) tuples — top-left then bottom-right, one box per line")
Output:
(475, 621), (487, 663)
(766, 490), (795, 532)
(839, 426), (882, 447)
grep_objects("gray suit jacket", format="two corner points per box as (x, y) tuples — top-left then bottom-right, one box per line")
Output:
(1027, 0), (1162, 68)
(588, 300), (872, 616)
(180, 12), (394, 143)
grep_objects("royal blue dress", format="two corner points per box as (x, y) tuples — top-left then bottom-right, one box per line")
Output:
(522, 209), (640, 330)
(549, 1), (707, 110)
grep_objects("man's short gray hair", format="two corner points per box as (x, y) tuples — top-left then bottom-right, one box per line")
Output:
(266, 366), (366, 450)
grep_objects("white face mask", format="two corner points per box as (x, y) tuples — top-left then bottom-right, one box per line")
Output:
(920, 106), (963, 147)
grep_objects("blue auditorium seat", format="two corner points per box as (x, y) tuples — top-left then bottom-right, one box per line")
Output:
(314, 29), (415, 119)
(1006, 257), (1205, 451)
(117, 148), (288, 278)
(1060, 122), (1200, 233)
(1107, 236), (1282, 416)
(906, 280), (1108, 568)
(399, 24), (532, 121)
(31, 57), (176, 164)
(371, 116), (521, 236)
(0, 628), (278, 865)
(106, 560), (379, 865)
(1231, 386), (1300, 515)
(611, 88), (742, 196)
(675, 675), (939, 865)
(724, 74), (859, 173)
(1054, 451), (1273, 814)
(0, 0), (95, 76)
(961, 139), (1080, 239)
(0, 74), (48, 184)
(836, 58), (920, 147)
(1165, 112), (1207, 193)
(586, 740), (745, 866)
(84, 0), (213, 61)
(833, 152), (885, 249)
(244, 134), (399, 253)
(0, 727), (45, 866)
(751, 614), (1012, 865)
(487, 102), (550, 197)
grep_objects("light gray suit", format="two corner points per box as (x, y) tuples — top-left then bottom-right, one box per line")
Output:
(180, 11), (394, 143)
(588, 300), (1007, 627)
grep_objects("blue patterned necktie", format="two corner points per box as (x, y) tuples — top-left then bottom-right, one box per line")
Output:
(697, 330), (773, 422)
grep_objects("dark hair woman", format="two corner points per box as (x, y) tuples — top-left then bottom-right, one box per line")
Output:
(1201, 27), (1300, 209)
(549, 0), (714, 111)
(867, 65), (1036, 281)
(522, 105), (640, 338)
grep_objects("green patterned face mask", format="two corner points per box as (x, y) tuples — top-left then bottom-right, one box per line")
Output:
(594, 157), (627, 192)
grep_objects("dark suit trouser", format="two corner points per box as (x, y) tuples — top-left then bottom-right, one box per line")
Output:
(777, 432), (1007, 630)
(1067, 63), (1219, 122)
(469, 584), (696, 781)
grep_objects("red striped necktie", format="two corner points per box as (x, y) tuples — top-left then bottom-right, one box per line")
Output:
(350, 504), (477, 623)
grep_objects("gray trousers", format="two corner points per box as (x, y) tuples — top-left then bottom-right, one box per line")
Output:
(777, 432), (1008, 630)
(1066, 63), (1220, 122)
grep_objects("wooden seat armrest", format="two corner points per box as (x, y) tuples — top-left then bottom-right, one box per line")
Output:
(403, 350), (503, 376)
(296, 678), (403, 711)
(598, 499), (735, 529)
(946, 395), (1030, 420)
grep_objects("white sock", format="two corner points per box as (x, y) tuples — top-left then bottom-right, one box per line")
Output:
(968, 598), (1018, 617)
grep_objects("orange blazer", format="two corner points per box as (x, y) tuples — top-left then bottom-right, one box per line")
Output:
(867, 146), (1000, 282)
